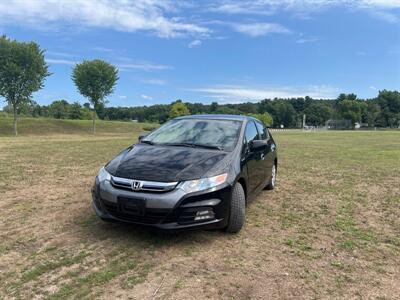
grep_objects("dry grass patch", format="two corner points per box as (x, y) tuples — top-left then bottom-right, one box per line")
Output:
(0, 130), (399, 299)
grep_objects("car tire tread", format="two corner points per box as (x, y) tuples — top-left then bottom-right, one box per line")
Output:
(225, 183), (245, 233)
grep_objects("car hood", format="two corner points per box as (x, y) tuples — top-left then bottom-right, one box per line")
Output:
(106, 144), (228, 182)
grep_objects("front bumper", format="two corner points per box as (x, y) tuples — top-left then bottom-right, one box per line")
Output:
(91, 178), (232, 231)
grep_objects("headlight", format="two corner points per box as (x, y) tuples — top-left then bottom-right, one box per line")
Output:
(98, 167), (111, 182)
(179, 173), (228, 193)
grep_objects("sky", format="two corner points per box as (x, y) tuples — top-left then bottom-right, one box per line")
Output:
(0, 0), (399, 108)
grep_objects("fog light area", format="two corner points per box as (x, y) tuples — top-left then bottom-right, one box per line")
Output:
(194, 209), (215, 221)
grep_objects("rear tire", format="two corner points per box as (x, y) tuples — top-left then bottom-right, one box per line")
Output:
(265, 164), (276, 190)
(225, 183), (246, 233)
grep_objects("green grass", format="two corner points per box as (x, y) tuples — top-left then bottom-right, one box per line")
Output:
(47, 259), (152, 300)
(0, 116), (156, 136)
(0, 121), (399, 299)
(20, 251), (90, 284)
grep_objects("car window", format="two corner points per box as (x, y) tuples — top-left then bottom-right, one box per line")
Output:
(244, 121), (259, 144)
(266, 128), (271, 140)
(255, 121), (269, 140)
(143, 119), (242, 151)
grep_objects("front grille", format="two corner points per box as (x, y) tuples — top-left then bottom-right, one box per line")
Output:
(100, 199), (170, 224)
(111, 176), (178, 193)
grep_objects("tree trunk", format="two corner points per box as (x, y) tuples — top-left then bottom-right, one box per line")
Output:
(92, 109), (96, 135)
(13, 105), (18, 136)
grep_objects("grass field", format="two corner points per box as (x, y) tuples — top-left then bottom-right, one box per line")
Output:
(0, 116), (157, 136)
(0, 119), (399, 299)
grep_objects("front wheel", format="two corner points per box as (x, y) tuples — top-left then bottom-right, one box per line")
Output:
(225, 183), (246, 233)
(265, 164), (276, 190)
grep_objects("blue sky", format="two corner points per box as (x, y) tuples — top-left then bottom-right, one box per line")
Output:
(0, 0), (399, 108)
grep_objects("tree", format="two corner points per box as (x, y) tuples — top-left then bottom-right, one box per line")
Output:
(337, 93), (357, 101)
(248, 112), (273, 126)
(49, 100), (70, 119)
(72, 60), (118, 134)
(338, 100), (367, 126)
(376, 90), (400, 127)
(264, 100), (297, 128)
(304, 102), (332, 126)
(0, 36), (50, 135)
(365, 101), (381, 127)
(169, 101), (190, 119)
(210, 101), (219, 113)
(69, 102), (84, 120)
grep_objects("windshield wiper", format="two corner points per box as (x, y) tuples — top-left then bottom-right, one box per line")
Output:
(140, 140), (155, 145)
(191, 143), (223, 151)
(163, 142), (223, 151)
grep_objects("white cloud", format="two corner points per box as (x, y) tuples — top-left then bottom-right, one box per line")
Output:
(46, 51), (77, 58)
(92, 46), (117, 53)
(369, 10), (399, 23)
(296, 37), (319, 44)
(358, 0), (400, 9)
(369, 86), (378, 90)
(212, 0), (400, 12)
(0, 0), (210, 38)
(118, 95), (127, 99)
(207, 20), (290, 37)
(188, 84), (338, 102)
(141, 94), (153, 100)
(210, 0), (400, 22)
(142, 79), (167, 85)
(46, 57), (171, 71)
(117, 62), (171, 72)
(46, 58), (77, 65)
(188, 40), (202, 48)
(209, 2), (277, 15)
(230, 23), (291, 37)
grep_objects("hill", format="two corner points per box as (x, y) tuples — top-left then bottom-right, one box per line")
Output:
(0, 116), (158, 136)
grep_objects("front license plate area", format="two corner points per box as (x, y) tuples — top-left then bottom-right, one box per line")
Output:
(118, 196), (145, 216)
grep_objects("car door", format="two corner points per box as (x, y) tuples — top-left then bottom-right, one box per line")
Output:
(255, 121), (274, 178)
(243, 120), (265, 193)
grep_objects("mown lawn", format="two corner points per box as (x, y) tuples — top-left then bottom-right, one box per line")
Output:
(0, 116), (158, 136)
(0, 128), (399, 299)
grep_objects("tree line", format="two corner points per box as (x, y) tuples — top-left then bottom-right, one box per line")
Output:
(3, 90), (399, 129)
(1, 35), (399, 135)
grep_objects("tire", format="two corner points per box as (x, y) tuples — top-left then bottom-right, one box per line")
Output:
(265, 164), (277, 190)
(225, 183), (246, 233)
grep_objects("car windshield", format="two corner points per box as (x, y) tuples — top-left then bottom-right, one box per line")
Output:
(142, 118), (242, 151)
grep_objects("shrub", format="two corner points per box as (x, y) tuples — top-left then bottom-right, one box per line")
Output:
(142, 124), (159, 131)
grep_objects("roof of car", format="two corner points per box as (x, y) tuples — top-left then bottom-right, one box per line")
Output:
(176, 114), (255, 121)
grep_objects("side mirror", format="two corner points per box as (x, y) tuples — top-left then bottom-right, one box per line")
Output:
(138, 133), (147, 142)
(250, 140), (267, 151)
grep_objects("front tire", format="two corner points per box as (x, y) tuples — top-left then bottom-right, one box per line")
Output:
(225, 183), (246, 233)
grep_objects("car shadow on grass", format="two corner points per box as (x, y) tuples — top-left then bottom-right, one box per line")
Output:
(74, 209), (226, 250)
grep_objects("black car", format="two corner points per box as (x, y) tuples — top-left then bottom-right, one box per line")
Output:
(92, 115), (277, 233)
